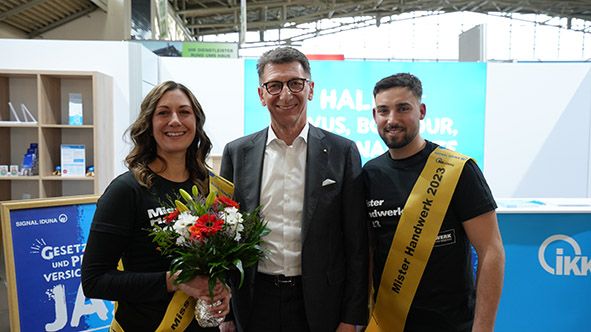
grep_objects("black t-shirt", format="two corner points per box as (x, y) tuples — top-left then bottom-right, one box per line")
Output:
(81, 171), (216, 331)
(363, 141), (497, 332)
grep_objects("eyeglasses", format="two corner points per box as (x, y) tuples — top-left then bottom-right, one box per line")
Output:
(261, 78), (309, 95)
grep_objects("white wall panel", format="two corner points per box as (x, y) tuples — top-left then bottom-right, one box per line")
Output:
(485, 62), (591, 198)
(128, 43), (159, 121)
(158, 57), (244, 156)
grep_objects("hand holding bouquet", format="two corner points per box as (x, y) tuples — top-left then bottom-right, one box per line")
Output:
(150, 185), (268, 326)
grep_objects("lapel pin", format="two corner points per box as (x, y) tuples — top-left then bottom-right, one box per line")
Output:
(323, 148), (327, 153)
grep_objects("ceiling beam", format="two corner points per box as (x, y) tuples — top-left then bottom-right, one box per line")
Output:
(179, 0), (340, 17)
(0, 0), (49, 21)
(89, 0), (107, 12)
(28, 5), (96, 38)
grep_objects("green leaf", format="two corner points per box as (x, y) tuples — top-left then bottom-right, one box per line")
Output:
(234, 259), (244, 288)
(205, 190), (216, 209)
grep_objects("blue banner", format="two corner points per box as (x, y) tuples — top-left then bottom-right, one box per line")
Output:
(7, 202), (113, 331)
(244, 60), (487, 165)
(496, 213), (591, 331)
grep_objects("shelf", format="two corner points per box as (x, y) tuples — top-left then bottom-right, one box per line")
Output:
(40, 127), (94, 177)
(0, 72), (38, 123)
(40, 74), (94, 126)
(0, 69), (111, 201)
(41, 176), (94, 181)
(0, 176), (40, 181)
(0, 122), (38, 127)
(41, 124), (94, 129)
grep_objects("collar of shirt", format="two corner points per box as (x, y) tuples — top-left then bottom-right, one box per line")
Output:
(266, 122), (309, 146)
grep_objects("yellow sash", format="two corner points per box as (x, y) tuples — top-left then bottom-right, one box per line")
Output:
(110, 170), (234, 331)
(207, 167), (235, 197)
(367, 147), (470, 332)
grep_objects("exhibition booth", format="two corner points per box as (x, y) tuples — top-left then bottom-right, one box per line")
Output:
(495, 199), (591, 331)
(1, 39), (591, 331)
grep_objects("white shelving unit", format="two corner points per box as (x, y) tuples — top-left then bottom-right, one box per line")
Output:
(0, 70), (112, 201)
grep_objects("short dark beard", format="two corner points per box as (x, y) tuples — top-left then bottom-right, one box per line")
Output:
(379, 126), (415, 149)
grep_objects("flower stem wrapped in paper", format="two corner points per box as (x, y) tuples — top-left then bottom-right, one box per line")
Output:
(150, 181), (268, 327)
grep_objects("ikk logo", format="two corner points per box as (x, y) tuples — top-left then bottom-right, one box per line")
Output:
(538, 234), (591, 276)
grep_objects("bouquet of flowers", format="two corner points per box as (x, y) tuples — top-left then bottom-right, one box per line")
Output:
(150, 185), (268, 327)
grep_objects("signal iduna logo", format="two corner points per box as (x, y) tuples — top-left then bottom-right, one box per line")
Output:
(538, 234), (591, 276)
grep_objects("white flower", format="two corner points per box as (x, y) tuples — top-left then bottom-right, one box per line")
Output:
(223, 207), (242, 225)
(176, 236), (187, 246)
(173, 212), (197, 241)
(233, 223), (244, 241)
(221, 207), (244, 241)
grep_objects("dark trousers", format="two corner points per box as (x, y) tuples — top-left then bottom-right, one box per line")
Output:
(247, 273), (311, 332)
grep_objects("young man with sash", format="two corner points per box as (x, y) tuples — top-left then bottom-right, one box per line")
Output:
(363, 73), (505, 332)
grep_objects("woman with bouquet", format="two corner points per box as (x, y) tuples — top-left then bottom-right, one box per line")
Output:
(82, 81), (231, 331)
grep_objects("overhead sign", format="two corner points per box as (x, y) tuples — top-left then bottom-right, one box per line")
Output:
(136, 40), (238, 58)
(244, 60), (487, 165)
(182, 42), (238, 58)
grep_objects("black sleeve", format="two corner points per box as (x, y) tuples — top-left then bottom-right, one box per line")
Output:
(81, 230), (168, 303)
(451, 159), (497, 222)
(81, 176), (170, 303)
(340, 140), (370, 325)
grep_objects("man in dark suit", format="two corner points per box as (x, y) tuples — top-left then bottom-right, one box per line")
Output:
(220, 46), (368, 332)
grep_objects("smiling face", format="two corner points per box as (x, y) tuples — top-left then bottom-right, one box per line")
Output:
(258, 61), (314, 136)
(373, 86), (426, 158)
(151, 88), (196, 160)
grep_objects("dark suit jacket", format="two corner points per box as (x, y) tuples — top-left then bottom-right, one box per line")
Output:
(220, 124), (368, 332)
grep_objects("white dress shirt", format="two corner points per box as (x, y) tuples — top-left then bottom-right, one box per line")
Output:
(257, 123), (309, 276)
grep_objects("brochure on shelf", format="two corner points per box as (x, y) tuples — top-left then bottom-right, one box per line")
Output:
(68, 93), (83, 125)
(60, 144), (86, 177)
(21, 143), (38, 176)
